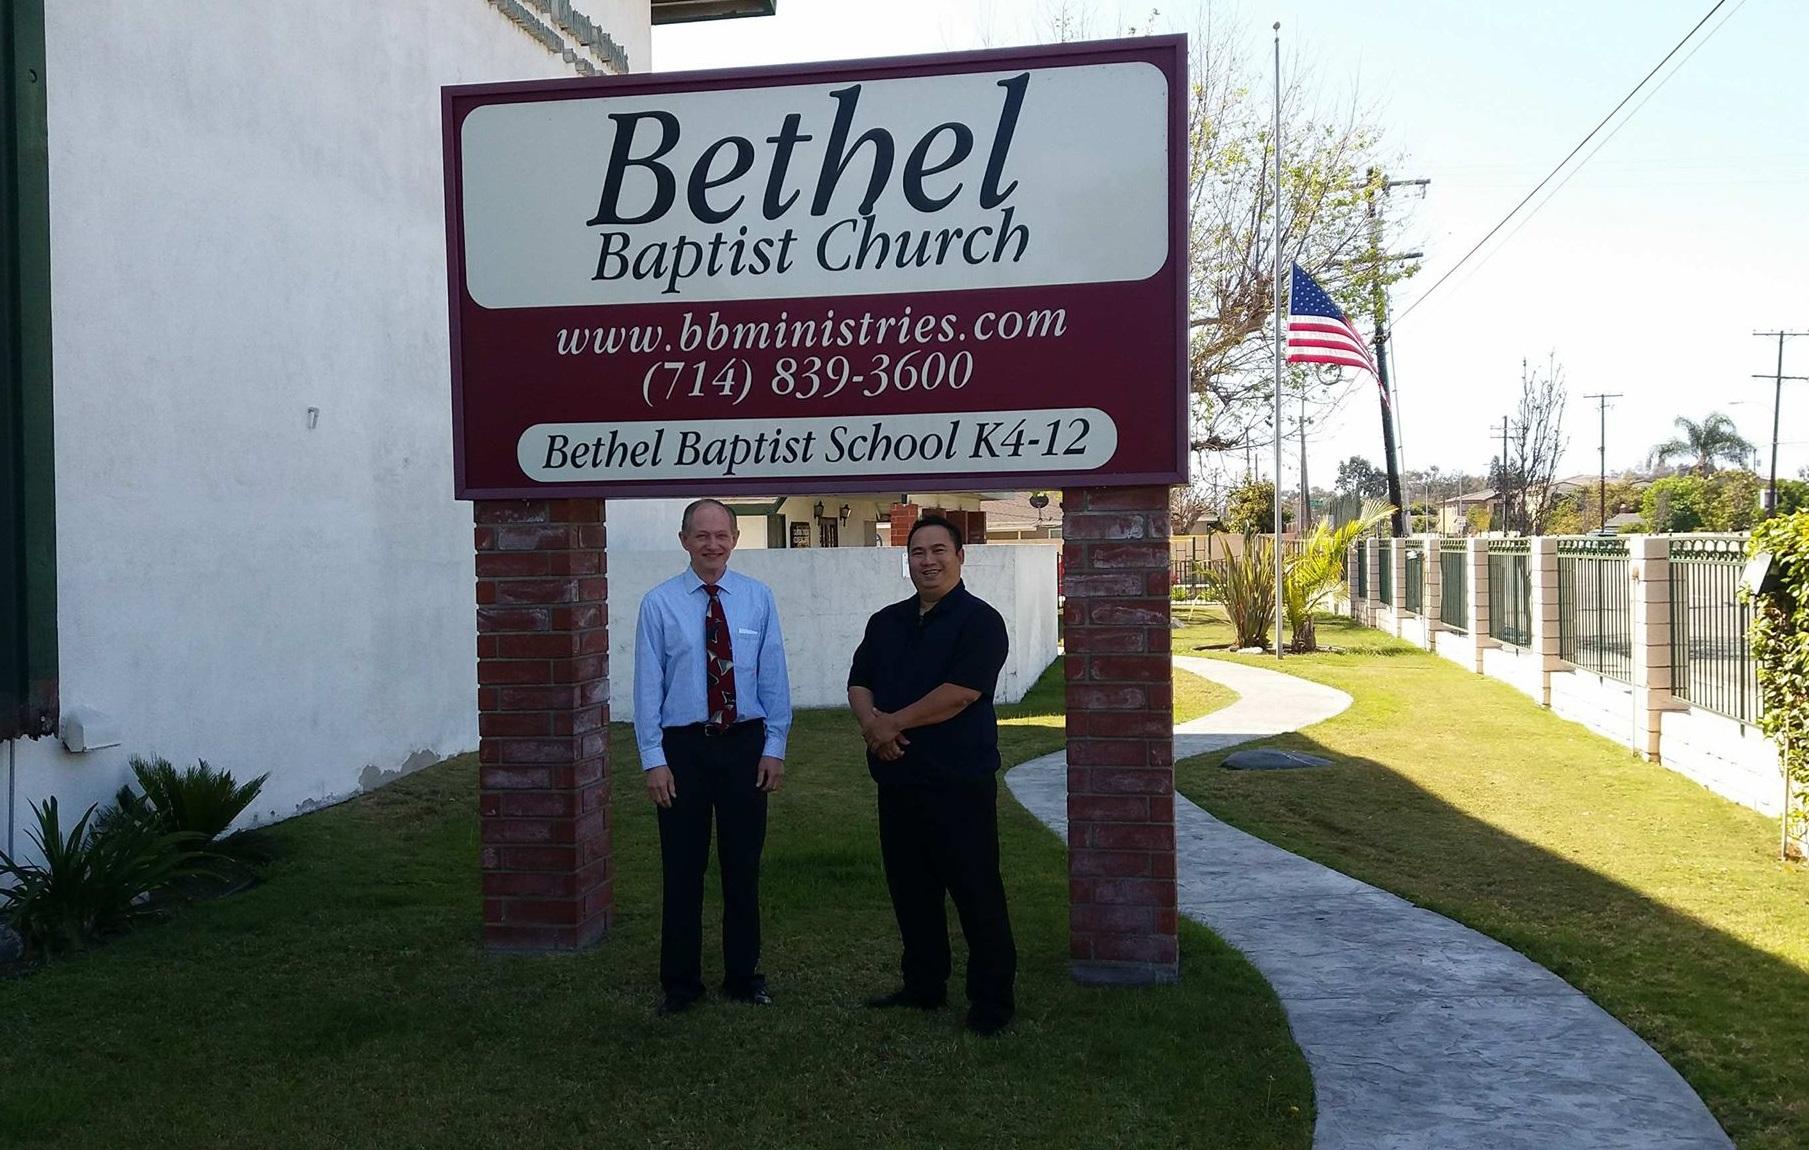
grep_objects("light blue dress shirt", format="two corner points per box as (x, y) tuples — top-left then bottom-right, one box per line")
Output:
(633, 566), (792, 770)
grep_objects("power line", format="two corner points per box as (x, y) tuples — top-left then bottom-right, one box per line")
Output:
(1396, 0), (1731, 324)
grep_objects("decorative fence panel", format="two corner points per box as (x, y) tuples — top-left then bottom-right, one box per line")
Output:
(1669, 536), (1759, 724)
(1378, 544), (1395, 606)
(1556, 538), (1632, 683)
(1486, 539), (1532, 648)
(1355, 540), (1368, 599)
(1440, 547), (1468, 634)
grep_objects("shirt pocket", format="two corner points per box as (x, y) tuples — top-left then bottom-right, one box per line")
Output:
(732, 625), (763, 663)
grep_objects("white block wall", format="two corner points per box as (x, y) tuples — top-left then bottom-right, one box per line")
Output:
(1660, 708), (1786, 816)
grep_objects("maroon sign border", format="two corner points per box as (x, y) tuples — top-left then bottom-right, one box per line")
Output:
(441, 36), (1189, 500)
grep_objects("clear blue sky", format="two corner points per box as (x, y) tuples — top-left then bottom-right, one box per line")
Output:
(654, 0), (1809, 490)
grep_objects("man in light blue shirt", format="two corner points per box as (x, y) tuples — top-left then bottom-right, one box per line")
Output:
(634, 498), (791, 1015)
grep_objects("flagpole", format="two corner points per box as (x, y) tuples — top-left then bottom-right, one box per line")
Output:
(1271, 22), (1284, 662)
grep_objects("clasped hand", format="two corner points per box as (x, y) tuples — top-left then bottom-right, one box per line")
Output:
(861, 711), (910, 761)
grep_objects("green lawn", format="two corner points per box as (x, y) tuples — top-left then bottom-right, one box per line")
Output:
(1174, 609), (1809, 1150)
(0, 672), (1309, 1149)
(1001, 654), (1234, 727)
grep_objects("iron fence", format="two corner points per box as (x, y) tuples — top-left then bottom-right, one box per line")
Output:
(1440, 547), (1468, 634)
(1486, 539), (1532, 647)
(1355, 540), (1368, 599)
(1377, 543), (1395, 606)
(1669, 536), (1759, 724)
(1556, 538), (1632, 683)
(1404, 541), (1425, 614)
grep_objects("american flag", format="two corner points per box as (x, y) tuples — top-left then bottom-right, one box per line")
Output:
(1286, 263), (1379, 382)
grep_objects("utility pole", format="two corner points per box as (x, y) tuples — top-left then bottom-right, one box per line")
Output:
(1583, 392), (1623, 530)
(1753, 331), (1809, 517)
(1364, 168), (1429, 537)
(1491, 415), (1517, 534)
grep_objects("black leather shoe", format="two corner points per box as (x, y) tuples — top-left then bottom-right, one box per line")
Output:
(863, 988), (946, 1010)
(727, 985), (774, 1006)
(964, 1008), (1013, 1036)
(656, 994), (698, 1017)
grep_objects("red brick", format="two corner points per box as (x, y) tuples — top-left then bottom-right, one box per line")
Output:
(1064, 572), (1148, 598)
(497, 632), (582, 659)
(549, 705), (606, 736)
(1148, 794), (1174, 822)
(550, 605), (603, 630)
(1076, 710), (1172, 739)
(578, 629), (609, 656)
(474, 527), (498, 551)
(490, 844), (579, 871)
(1069, 794), (1152, 822)
(1071, 877), (1175, 907)
(1089, 934), (1178, 964)
(1063, 655), (1088, 682)
(1151, 852), (1176, 879)
(497, 524), (580, 551)
(480, 818), (562, 845)
(493, 578), (581, 606)
(546, 498), (603, 524)
(478, 765), (554, 790)
(1147, 743), (1174, 767)
(478, 607), (551, 633)
(1071, 486), (1165, 512)
(1070, 934), (1095, 960)
(1069, 849), (1155, 876)
(573, 810), (608, 843)
(1146, 628), (1172, 652)
(1087, 542), (1170, 570)
(1062, 599), (1086, 628)
(1066, 684), (1148, 710)
(501, 898), (584, 926)
(576, 525), (606, 549)
(549, 656), (606, 684)
(477, 660), (552, 686)
(499, 791), (580, 818)
(480, 710), (552, 738)
(497, 737), (581, 765)
(1066, 739), (1150, 766)
(476, 552), (550, 578)
(1064, 627), (1146, 655)
(494, 684), (583, 711)
(1087, 599), (1170, 627)
(476, 581), (497, 605)
(1146, 570), (1175, 596)
(1071, 904), (1161, 933)
(1071, 766), (1173, 795)
(547, 551), (603, 576)
(475, 501), (550, 525)
(476, 635), (500, 659)
(1063, 513), (1148, 541)
(1089, 655), (1171, 683)
(483, 870), (579, 898)
(576, 577), (607, 602)
(1087, 823), (1174, 851)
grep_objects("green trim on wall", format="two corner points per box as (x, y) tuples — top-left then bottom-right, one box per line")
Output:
(2, 0), (58, 741)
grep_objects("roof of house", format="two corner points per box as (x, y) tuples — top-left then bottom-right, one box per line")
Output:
(981, 492), (1063, 530)
(1441, 489), (1497, 505)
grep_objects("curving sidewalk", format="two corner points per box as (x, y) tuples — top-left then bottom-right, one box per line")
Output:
(1005, 655), (1732, 1150)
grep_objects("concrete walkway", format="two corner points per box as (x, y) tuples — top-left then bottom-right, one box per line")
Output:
(1005, 655), (1733, 1150)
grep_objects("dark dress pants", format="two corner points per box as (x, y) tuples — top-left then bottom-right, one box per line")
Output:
(877, 774), (1016, 1020)
(657, 722), (768, 1000)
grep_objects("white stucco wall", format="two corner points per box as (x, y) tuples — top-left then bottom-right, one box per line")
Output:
(1548, 669), (1637, 750)
(1659, 708), (1785, 817)
(606, 546), (1060, 726)
(9, 2), (644, 847)
(1480, 645), (1546, 706)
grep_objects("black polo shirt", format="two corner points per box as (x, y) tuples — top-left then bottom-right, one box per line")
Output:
(847, 580), (1010, 786)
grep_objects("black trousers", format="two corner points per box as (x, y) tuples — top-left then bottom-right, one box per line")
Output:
(656, 721), (767, 1000)
(877, 775), (1016, 1019)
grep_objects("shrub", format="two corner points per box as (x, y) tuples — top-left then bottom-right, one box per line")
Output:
(1746, 513), (1809, 858)
(0, 798), (206, 958)
(112, 756), (269, 842)
(1208, 537), (1276, 649)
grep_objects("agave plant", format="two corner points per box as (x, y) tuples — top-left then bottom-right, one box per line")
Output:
(0, 797), (206, 958)
(113, 756), (269, 842)
(1207, 536), (1277, 650)
(1282, 501), (1394, 652)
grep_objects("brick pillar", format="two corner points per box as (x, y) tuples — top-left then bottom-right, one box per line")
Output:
(1422, 536), (1444, 638)
(474, 499), (611, 953)
(1629, 535), (1675, 762)
(887, 503), (919, 545)
(1061, 485), (1178, 987)
(1529, 536), (1561, 706)
(1467, 537), (1493, 672)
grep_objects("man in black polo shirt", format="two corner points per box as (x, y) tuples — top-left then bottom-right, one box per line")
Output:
(847, 515), (1016, 1035)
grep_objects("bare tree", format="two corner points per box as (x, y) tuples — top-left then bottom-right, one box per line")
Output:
(1509, 355), (1569, 534)
(1169, 484), (1214, 535)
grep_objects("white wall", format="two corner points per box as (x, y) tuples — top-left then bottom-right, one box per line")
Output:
(1481, 645), (1546, 705)
(1659, 708), (1785, 817)
(1548, 669), (1636, 749)
(606, 546), (1060, 727)
(11, 2), (644, 846)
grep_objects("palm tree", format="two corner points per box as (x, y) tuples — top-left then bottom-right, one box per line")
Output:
(1281, 500), (1393, 652)
(1648, 414), (1755, 477)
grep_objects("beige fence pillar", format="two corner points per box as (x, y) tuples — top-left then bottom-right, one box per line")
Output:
(1365, 537), (1382, 627)
(1421, 535), (1444, 644)
(1347, 543), (1360, 620)
(1629, 535), (1676, 762)
(1389, 538), (1408, 637)
(1529, 537), (1562, 706)
(1467, 537), (1493, 672)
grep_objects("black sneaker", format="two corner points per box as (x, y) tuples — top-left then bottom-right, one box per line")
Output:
(863, 988), (946, 1010)
(964, 1008), (1013, 1036)
(727, 985), (774, 1006)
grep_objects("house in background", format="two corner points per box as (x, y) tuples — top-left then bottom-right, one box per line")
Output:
(0, 1), (778, 860)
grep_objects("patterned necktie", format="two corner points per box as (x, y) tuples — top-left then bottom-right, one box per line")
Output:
(703, 584), (737, 731)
